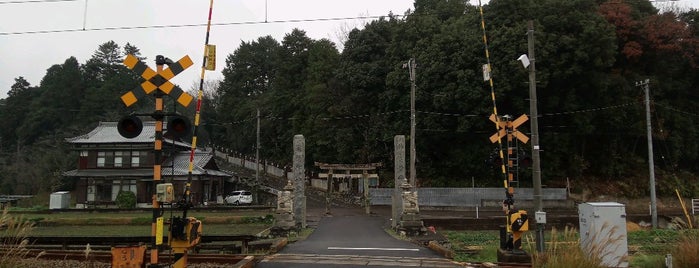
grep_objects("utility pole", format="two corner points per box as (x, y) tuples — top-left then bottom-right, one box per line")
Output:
(527, 20), (545, 253)
(408, 58), (417, 188)
(255, 108), (260, 204)
(637, 79), (658, 228)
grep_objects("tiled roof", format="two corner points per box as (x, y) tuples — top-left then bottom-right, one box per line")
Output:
(162, 150), (211, 176)
(64, 149), (233, 178)
(65, 121), (191, 147)
(63, 168), (154, 177)
(66, 121), (155, 144)
(63, 121), (232, 179)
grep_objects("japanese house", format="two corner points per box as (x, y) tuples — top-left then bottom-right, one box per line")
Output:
(63, 121), (234, 207)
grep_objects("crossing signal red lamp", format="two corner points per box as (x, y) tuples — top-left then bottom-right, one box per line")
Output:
(167, 115), (191, 138)
(519, 154), (533, 167)
(117, 115), (143, 139)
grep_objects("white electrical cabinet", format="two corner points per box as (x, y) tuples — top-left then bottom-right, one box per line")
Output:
(578, 202), (629, 267)
(49, 191), (71, 210)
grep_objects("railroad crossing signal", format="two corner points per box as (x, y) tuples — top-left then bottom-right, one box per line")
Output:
(489, 114), (530, 144)
(120, 54), (194, 108)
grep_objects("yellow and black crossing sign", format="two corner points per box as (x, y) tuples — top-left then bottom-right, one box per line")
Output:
(489, 114), (529, 144)
(120, 54), (194, 107)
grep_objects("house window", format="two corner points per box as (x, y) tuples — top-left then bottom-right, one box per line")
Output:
(95, 182), (111, 201)
(114, 151), (123, 167)
(80, 151), (88, 157)
(112, 180), (137, 200)
(97, 151), (115, 167)
(97, 152), (106, 167)
(105, 151), (114, 167)
(131, 151), (140, 167)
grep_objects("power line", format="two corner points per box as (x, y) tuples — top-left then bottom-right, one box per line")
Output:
(206, 102), (651, 126)
(655, 103), (699, 117)
(0, 15), (405, 36)
(541, 101), (641, 116)
(0, 0), (78, 4)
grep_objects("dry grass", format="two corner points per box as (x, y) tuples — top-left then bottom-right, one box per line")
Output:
(527, 227), (602, 268)
(1, 208), (43, 268)
(670, 230), (699, 267)
(528, 225), (629, 268)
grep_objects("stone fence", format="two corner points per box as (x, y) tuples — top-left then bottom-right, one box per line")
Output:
(214, 150), (286, 177)
(369, 187), (571, 209)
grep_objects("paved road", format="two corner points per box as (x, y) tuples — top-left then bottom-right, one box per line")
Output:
(258, 207), (463, 267)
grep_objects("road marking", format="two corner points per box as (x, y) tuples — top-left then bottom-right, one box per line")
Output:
(327, 247), (419, 251)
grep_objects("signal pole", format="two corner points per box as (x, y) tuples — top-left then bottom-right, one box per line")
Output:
(119, 53), (195, 267)
(527, 20), (545, 253)
(255, 108), (260, 204)
(150, 57), (165, 265)
(408, 58), (417, 188)
(637, 79), (657, 228)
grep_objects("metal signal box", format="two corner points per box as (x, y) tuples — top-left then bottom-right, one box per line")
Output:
(156, 183), (175, 203)
(578, 202), (629, 267)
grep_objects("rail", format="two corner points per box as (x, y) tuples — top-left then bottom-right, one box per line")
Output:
(19, 235), (258, 253)
(0, 249), (256, 265)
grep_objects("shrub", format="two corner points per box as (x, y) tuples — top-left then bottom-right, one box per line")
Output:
(115, 191), (136, 209)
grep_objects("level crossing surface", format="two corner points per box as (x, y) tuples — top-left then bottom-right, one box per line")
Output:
(258, 208), (463, 267)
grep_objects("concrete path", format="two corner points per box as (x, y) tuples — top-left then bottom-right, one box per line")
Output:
(258, 208), (463, 267)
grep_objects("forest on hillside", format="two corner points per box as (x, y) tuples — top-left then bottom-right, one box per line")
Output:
(0, 0), (698, 198)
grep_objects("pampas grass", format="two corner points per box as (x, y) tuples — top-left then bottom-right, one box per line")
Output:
(1, 208), (41, 268)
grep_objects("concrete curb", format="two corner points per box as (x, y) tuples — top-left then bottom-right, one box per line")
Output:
(231, 255), (256, 268)
(428, 240), (454, 259)
(269, 237), (288, 254)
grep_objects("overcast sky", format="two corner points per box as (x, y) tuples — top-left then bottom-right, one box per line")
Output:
(0, 0), (697, 99)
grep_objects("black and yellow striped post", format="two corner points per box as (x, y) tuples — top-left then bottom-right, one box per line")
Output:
(478, 0), (531, 257)
(489, 114), (530, 251)
(182, 0), (215, 218)
(477, 0), (508, 212)
(169, 1), (215, 267)
(120, 54), (194, 267)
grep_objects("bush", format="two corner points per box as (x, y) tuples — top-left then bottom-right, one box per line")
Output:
(115, 191), (136, 209)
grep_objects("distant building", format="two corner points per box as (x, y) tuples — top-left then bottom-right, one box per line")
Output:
(63, 121), (234, 207)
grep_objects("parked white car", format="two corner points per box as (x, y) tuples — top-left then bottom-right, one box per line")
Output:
(225, 190), (253, 205)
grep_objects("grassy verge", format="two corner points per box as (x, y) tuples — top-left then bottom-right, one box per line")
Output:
(27, 223), (271, 236)
(442, 230), (499, 262)
(7, 211), (272, 226)
(443, 228), (699, 267)
(2, 210), (275, 237)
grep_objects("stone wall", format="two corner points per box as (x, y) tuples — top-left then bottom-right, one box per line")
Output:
(215, 150), (285, 178)
(370, 187), (569, 208)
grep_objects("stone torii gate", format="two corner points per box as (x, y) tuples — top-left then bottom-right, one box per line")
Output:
(314, 162), (382, 215)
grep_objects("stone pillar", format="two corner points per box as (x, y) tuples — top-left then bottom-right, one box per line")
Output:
(325, 170), (333, 215)
(293, 135), (306, 228)
(398, 179), (425, 236)
(271, 180), (295, 236)
(393, 135), (406, 228)
(363, 170), (370, 215)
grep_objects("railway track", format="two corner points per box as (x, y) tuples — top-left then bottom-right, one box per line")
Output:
(3, 248), (255, 265)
